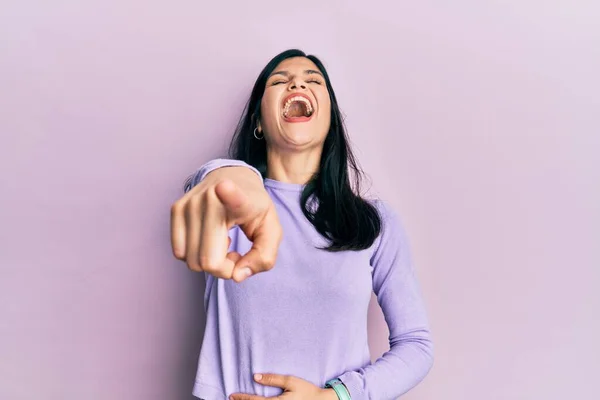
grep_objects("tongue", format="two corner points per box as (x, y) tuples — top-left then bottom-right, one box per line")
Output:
(287, 102), (306, 118)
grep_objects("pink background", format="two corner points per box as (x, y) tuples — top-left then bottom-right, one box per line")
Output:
(1, 1), (598, 399)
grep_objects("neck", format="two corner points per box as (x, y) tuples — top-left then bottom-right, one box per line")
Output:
(266, 148), (322, 184)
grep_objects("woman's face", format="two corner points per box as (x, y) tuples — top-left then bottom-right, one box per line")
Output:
(259, 57), (331, 150)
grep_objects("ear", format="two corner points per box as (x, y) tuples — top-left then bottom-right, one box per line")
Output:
(251, 113), (262, 132)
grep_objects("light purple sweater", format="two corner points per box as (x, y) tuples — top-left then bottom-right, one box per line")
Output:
(186, 159), (433, 400)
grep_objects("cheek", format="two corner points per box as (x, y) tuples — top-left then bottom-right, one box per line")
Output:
(260, 98), (275, 124)
(317, 90), (331, 111)
(319, 97), (332, 119)
(260, 96), (270, 114)
(263, 89), (282, 109)
(262, 94), (282, 121)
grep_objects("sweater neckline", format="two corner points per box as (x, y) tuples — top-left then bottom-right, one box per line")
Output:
(263, 178), (306, 192)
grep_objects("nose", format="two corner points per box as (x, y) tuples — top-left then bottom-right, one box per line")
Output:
(289, 77), (306, 90)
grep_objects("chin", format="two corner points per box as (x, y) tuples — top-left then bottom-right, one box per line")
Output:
(279, 131), (318, 148)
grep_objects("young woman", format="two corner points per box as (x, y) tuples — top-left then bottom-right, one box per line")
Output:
(171, 49), (433, 400)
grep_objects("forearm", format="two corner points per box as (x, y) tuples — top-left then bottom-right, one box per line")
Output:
(204, 166), (264, 196)
(337, 200), (434, 400)
(184, 158), (263, 193)
(337, 333), (433, 400)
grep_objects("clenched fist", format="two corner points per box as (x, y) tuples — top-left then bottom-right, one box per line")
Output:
(170, 167), (282, 283)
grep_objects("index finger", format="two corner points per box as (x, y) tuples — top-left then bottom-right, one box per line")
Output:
(229, 394), (269, 400)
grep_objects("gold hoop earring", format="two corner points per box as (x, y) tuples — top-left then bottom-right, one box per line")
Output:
(253, 128), (264, 140)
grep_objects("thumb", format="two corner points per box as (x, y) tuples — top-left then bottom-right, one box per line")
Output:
(232, 209), (282, 282)
(213, 179), (256, 224)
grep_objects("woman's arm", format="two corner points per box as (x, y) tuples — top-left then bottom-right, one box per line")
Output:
(173, 158), (280, 282)
(336, 200), (434, 400)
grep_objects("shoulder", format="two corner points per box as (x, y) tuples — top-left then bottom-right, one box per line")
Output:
(367, 198), (410, 253)
(368, 198), (402, 230)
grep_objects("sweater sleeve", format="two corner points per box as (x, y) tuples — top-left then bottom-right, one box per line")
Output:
(337, 200), (434, 400)
(183, 158), (263, 193)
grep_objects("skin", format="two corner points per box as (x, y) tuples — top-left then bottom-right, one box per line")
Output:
(171, 57), (341, 399)
(170, 166), (282, 282)
(257, 56), (331, 184)
(229, 373), (338, 400)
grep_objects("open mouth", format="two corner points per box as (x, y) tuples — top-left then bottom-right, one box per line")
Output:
(282, 94), (314, 121)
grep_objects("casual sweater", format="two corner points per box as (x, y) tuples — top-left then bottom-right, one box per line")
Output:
(185, 158), (433, 400)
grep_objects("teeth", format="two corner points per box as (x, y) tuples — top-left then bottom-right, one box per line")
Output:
(283, 96), (313, 117)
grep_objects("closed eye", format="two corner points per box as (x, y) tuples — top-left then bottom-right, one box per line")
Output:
(270, 79), (322, 86)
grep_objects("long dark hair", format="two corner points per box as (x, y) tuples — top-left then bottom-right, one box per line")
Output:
(228, 49), (381, 252)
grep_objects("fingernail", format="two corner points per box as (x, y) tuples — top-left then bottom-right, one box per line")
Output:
(254, 373), (262, 381)
(243, 267), (252, 277)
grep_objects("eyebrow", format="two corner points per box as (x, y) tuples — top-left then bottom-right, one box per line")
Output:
(268, 69), (324, 78)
